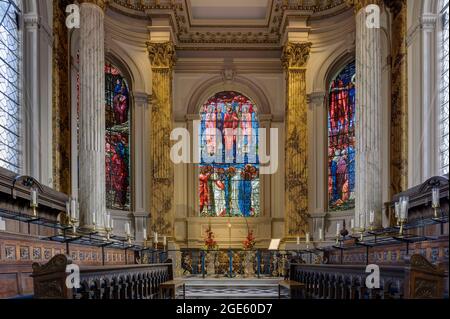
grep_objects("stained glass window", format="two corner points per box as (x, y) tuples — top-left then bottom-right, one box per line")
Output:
(105, 63), (131, 210)
(328, 61), (356, 211)
(199, 91), (260, 217)
(0, 0), (21, 173)
(439, 0), (449, 175)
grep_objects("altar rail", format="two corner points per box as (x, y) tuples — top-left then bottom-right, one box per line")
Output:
(290, 254), (446, 299)
(31, 254), (173, 299)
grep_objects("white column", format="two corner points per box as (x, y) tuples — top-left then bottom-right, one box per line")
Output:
(78, 2), (106, 228)
(355, 9), (382, 228)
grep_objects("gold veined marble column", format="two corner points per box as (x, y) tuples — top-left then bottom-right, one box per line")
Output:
(147, 42), (176, 237)
(386, 0), (408, 195)
(52, 0), (71, 194)
(282, 42), (312, 237)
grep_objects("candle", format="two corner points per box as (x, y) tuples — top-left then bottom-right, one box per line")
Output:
(350, 218), (355, 230)
(125, 222), (130, 236)
(336, 223), (340, 236)
(163, 236), (167, 246)
(154, 232), (158, 243)
(92, 212), (96, 225)
(319, 228), (323, 241)
(111, 219), (114, 230)
(394, 202), (400, 218)
(400, 197), (409, 220)
(71, 199), (77, 219)
(296, 236), (300, 245)
(369, 210), (375, 225)
(105, 213), (111, 229)
(432, 187), (440, 208)
(31, 189), (37, 206)
(360, 213), (365, 228)
(305, 233), (310, 243)
(66, 201), (71, 216)
(143, 228), (147, 240)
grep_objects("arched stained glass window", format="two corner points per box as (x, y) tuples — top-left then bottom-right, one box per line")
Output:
(105, 63), (131, 210)
(439, 0), (449, 175)
(199, 91), (260, 217)
(0, 0), (21, 173)
(328, 61), (356, 211)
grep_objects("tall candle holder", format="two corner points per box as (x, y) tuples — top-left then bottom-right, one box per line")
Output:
(30, 188), (38, 218)
(432, 187), (441, 219)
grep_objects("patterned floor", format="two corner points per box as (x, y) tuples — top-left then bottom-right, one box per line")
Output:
(183, 278), (284, 299)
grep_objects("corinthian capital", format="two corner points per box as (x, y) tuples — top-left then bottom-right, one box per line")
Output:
(147, 42), (176, 69)
(80, 0), (109, 10)
(282, 42), (312, 70)
(345, 0), (383, 12)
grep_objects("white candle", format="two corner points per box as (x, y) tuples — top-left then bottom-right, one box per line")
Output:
(106, 213), (111, 229)
(394, 202), (400, 218)
(305, 233), (310, 243)
(31, 189), (37, 206)
(71, 199), (77, 219)
(66, 201), (71, 216)
(92, 212), (96, 225)
(143, 228), (147, 240)
(350, 218), (355, 230)
(360, 213), (365, 228)
(369, 210), (375, 225)
(154, 232), (158, 243)
(125, 222), (130, 235)
(336, 223), (340, 236)
(319, 228), (323, 241)
(110, 219), (114, 230)
(163, 236), (167, 246)
(296, 236), (300, 245)
(432, 187), (440, 208)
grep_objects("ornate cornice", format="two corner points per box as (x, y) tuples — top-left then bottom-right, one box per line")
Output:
(282, 42), (312, 70)
(147, 42), (176, 69)
(109, 0), (347, 48)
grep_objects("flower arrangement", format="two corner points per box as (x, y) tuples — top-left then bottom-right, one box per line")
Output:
(243, 229), (256, 250)
(204, 226), (218, 250)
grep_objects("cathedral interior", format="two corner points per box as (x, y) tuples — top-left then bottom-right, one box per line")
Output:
(0, 0), (449, 302)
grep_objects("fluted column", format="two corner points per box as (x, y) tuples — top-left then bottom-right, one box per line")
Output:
(354, 2), (382, 228)
(79, 0), (106, 228)
(147, 42), (176, 237)
(282, 42), (312, 237)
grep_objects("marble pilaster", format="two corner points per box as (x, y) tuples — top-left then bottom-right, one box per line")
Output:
(148, 42), (176, 237)
(78, 1), (106, 228)
(282, 42), (311, 237)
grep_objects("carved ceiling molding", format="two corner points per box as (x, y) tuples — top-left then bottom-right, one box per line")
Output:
(109, 0), (348, 49)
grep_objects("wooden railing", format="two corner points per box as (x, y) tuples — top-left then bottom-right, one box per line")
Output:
(31, 254), (173, 299)
(290, 254), (446, 299)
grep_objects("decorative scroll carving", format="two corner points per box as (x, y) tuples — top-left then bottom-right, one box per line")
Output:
(283, 42), (311, 236)
(52, 0), (71, 194)
(148, 42), (175, 237)
(414, 279), (437, 298)
(282, 42), (312, 70)
(147, 42), (176, 69)
(32, 254), (72, 274)
(408, 254), (438, 272)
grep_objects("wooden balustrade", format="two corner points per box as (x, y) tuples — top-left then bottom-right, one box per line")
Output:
(290, 254), (446, 299)
(31, 254), (174, 299)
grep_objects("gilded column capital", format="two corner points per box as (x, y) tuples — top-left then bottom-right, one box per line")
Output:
(281, 42), (312, 70)
(345, 0), (383, 13)
(79, 0), (109, 11)
(147, 42), (176, 69)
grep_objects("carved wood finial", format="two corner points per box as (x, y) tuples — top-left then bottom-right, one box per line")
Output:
(32, 254), (72, 276)
(147, 42), (177, 69)
(282, 42), (312, 70)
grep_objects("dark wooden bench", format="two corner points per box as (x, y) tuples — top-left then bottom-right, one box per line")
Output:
(278, 280), (305, 299)
(159, 279), (185, 299)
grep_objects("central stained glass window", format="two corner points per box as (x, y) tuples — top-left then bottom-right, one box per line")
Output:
(199, 91), (260, 217)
